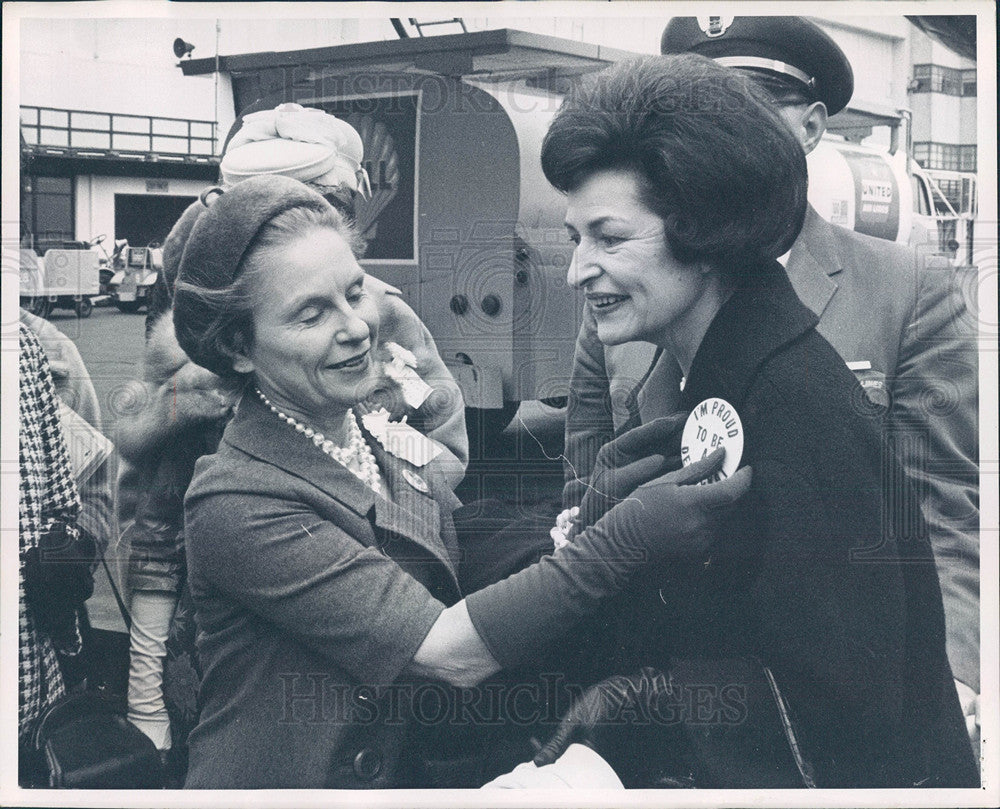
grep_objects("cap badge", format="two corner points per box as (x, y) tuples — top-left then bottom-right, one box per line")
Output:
(681, 397), (744, 483)
(697, 15), (734, 38)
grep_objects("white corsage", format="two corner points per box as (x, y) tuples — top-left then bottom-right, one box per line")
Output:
(550, 507), (580, 550)
(360, 407), (443, 468)
(382, 341), (434, 409)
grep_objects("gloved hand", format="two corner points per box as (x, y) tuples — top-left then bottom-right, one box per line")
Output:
(463, 449), (751, 669)
(533, 667), (693, 787)
(577, 448), (751, 567)
(21, 521), (97, 637)
(571, 414), (688, 538)
(535, 667), (671, 764)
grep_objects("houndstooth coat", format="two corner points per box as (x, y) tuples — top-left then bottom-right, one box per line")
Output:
(18, 323), (81, 742)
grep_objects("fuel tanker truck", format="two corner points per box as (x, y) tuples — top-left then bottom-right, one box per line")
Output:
(180, 28), (973, 436)
(806, 137), (977, 263)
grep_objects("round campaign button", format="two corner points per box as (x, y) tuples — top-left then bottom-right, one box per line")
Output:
(681, 398), (744, 483)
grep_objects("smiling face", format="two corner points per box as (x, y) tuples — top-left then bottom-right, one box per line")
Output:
(231, 227), (381, 428)
(564, 169), (714, 352)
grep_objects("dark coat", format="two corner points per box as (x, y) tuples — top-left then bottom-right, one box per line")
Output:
(624, 260), (977, 787)
(182, 391), (464, 788)
(564, 208), (980, 691)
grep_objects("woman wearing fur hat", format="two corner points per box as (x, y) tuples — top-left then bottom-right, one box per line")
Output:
(118, 106), (468, 767)
(171, 174), (748, 787)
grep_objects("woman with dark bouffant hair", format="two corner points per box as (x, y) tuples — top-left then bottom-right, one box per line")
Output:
(487, 54), (976, 789)
(541, 58), (807, 279)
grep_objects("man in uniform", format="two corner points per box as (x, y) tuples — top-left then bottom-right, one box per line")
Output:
(562, 15), (980, 740)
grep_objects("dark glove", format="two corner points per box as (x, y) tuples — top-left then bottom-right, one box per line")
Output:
(534, 658), (813, 789)
(535, 666), (669, 763)
(534, 667), (694, 787)
(463, 450), (751, 669)
(572, 414), (687, 537)
(21, 521), (96, 636)
(578, 448), (751, 568)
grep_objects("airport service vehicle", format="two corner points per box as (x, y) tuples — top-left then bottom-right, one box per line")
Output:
(19, 235), (107, 318)
(807, 137), (978, 264)
(108, 242), (163, 313)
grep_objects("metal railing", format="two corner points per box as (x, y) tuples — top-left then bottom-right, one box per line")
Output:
(20, 106), (218, 162)
(924, 169), (978, 218)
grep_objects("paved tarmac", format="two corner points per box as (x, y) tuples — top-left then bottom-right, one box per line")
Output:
(40, 303), (147, 443)
(44, 304), (145, 635)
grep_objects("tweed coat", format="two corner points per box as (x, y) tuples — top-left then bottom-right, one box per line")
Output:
(182, 390), (464, 788)
(563, 207), (980, 691)
(560, 262), (976, 787)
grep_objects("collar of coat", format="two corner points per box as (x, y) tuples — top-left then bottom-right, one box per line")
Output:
(680, 258), (819, 412)
(785, 205), (844, 319)
(223, 388), (462, 581)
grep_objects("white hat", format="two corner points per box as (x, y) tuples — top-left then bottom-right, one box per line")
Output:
(220, 103), (371, 199)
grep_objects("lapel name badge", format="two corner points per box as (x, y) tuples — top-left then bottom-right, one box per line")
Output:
(401, 468), (429, 493)
(846, 360), (890, 410)
(681, 397), (744, 484)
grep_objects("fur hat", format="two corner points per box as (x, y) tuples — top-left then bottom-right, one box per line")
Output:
(172, 175), (333, 375)
(160, 199), (203, 296)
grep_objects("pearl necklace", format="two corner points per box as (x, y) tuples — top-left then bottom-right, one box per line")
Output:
(256, 388), (382, 495)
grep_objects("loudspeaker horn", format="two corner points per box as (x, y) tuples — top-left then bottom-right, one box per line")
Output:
(173, 38), (195, 59)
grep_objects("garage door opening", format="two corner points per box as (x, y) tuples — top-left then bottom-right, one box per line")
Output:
(114, 194), (196, 246)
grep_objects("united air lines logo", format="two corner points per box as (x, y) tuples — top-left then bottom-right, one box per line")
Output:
(860, 178), (893, 220)
(697, 16), (735, 38)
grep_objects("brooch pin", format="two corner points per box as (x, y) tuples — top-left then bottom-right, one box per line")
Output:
(401, 468), (430, 493)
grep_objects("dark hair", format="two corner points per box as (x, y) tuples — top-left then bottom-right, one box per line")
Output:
(173, 204), (360, 379)
(540, 54), (808, 272)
